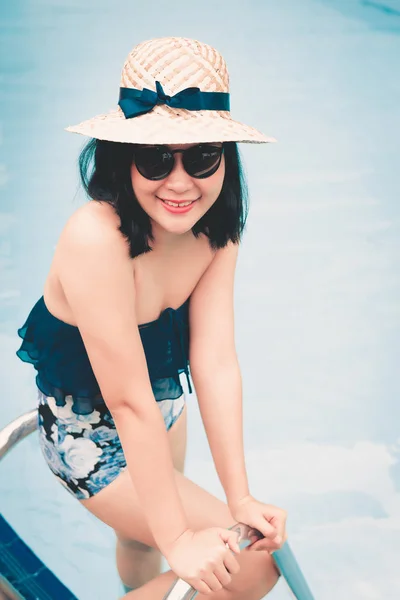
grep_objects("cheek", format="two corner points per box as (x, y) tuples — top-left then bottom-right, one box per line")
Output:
(203, 161), (225, 199)
(130, 164), (158, 198)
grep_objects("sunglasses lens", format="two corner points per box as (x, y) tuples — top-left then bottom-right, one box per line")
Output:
(134, 144), (223, 180)
(135, 147), (173, 180)
(184, 145), (223, 178)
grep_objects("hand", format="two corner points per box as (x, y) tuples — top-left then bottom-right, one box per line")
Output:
(163, 527), (241, 595)
(229, 494), (288, 553)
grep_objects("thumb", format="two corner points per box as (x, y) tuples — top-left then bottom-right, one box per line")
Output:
(258, 520), (279, 540)
(219, 529), (241, 554)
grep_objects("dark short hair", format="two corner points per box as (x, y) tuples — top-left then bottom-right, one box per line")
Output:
(78, 139), (249, 258)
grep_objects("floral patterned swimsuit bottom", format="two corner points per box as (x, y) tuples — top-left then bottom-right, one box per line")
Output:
(16, 295), (193, 501)
(36, 386), (187, 500)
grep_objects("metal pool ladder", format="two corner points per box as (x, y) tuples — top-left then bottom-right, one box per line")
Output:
(0, 410), (316, 600)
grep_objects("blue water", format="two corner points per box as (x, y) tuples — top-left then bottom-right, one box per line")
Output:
(1, 1), (399, 598)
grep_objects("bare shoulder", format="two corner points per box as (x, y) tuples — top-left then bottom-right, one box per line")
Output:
(61, 201), (122, 246)
(54, 201), (133, 321)
(54, 202), (152, 410)
(214, 239), (239, 261)
(195, 239), (239, 280)
(56, 201), (130, 272)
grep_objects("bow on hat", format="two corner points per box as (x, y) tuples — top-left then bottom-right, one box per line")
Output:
(118, 80), (230, 119)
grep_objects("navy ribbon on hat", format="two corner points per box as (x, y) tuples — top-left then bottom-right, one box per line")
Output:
(119, 81), (230, 119)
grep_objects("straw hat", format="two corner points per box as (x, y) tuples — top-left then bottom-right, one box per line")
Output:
(65, 37), (276, 145)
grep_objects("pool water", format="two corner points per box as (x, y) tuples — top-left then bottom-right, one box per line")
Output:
(1, 1), (399, 598)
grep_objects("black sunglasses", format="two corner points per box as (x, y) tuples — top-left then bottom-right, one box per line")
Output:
(133, 143), (224, 181)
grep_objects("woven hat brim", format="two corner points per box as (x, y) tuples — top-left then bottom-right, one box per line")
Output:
(65, 106), (276, 145)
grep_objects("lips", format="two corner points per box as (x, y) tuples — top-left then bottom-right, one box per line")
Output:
(158, 197), (198, 214)
(158, 198), (198, 205)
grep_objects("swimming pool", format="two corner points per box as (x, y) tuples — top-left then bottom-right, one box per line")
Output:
(1, 1), (399, 598)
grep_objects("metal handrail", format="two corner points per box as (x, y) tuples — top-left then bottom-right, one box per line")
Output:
(0, 410), (38, 460)
(0, 411), (315, 599)
(162, 522), (259, 600)
(162, 523), (316, 600)
(0, 576), (25, 600)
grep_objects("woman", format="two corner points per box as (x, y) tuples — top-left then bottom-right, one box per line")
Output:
(16, 37), (287, 599)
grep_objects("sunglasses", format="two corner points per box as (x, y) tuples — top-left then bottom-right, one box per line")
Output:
(133, 143), (224, 181)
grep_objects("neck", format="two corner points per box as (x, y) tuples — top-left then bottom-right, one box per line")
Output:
(149, 220), (192, 251)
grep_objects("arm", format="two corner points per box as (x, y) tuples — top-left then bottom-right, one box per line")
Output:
(57, 206), (188, 554)
(189, 241), (250, 511)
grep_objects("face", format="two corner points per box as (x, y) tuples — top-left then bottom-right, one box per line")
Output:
(130, 143), (225, 238)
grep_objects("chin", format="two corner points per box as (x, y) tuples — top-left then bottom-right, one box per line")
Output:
(149, 214), (193, 234)
(162, 220), (195, 235)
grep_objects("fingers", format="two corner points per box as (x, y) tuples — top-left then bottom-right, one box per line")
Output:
(223, 551), (241, 576)
(197, 534), (241, 594)
(249, 518), (279, 545)
(245, 516), (288, 553)
(219, 529), (240, 554)
(253, 508), (287, 548)
(210, 565), (231, 590)
(247, 536), (282, 552)
(203, 553), (240, 592)
(247, 529), (288, 552)
(269, 508), (288, 542)
(201, 571), (225, 593)
(193, 578), (213, 595)
(198, 557), (237, 594)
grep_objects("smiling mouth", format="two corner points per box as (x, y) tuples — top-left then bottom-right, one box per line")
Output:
(157, 197), (199, 207)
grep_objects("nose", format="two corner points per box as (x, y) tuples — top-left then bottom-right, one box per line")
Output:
(163, 153), (195, 194)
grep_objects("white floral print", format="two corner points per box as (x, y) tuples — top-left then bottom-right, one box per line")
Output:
(37, 389), (186, 500)
(46, 395), (101, 431)
(58, 435), (102, 479)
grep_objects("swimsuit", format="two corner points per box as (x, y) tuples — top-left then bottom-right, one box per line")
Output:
(16, 295), (193, 500)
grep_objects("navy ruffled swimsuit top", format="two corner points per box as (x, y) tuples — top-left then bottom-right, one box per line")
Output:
(16, 295), (192, 415)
